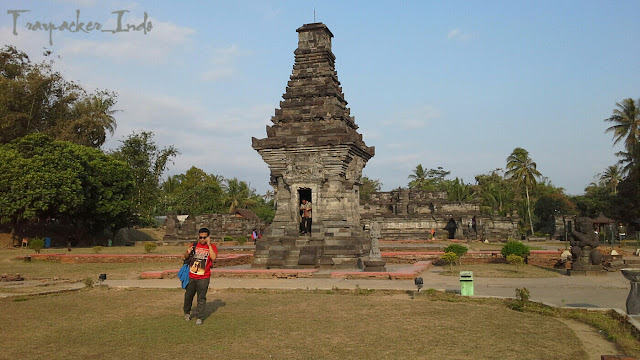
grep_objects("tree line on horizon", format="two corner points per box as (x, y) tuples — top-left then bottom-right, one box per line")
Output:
(360, 97), (639, 235)
(0, 45), (637, 240)
(0, 46), (272, 242)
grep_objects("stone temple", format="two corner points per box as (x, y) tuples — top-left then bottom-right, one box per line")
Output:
(251, 22), (375, 269)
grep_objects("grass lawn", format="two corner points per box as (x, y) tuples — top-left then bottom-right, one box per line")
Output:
(0, 248), (181, 281)
(438, 264), (562, 278)
(0, 288), (597, 360)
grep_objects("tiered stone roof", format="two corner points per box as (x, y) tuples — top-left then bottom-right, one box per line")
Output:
(252, 22), (374, 160)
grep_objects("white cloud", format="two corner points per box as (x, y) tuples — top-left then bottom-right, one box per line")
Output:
(200, 44), (252, 82)
(53, 0), (99, 5)
(447, 28), (474, 41)
(102, 90), (274, 192)
(59, 17), (195, 63)
(201, 67), (235, 81)
(382, 105), (442, 129)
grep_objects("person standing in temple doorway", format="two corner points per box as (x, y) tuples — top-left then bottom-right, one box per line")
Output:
(300, 199), (312, 235)
(472, 216), (477, 238)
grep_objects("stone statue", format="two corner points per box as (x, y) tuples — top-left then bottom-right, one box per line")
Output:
(569, 217), (603, 268)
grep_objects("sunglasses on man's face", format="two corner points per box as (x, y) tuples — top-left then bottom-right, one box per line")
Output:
(199, 236), (208, 239)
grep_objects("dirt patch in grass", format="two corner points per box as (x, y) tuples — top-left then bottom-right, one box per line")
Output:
(438, 263), (562, 278)
(0, 288), (598, 360)
(136, 227), (165, 241)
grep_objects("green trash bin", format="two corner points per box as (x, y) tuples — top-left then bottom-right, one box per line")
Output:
(108, 239), (112, 247)
(460, 271), (474, 296)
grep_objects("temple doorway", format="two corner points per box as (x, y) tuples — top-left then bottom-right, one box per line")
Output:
(299, 188), (311, 234)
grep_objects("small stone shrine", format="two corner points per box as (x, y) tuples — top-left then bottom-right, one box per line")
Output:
(251, 22), (378, 269)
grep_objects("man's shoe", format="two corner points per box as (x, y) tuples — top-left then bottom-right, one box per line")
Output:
(195, 319), (203, 325)
(184, 314), (191, 321)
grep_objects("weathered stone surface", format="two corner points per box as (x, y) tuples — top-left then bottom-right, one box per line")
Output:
(364, 260), (386, 267)
(165, 212), (265, 242)
(363, 266), (387, 272)
(252, 23), (373, 269)
(361, 189), (519, 240)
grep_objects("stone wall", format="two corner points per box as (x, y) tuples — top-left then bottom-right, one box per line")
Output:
(361, 189), (519, 240)
(164, 214), (265, 242)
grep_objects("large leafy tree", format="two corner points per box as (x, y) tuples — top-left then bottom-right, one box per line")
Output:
(505, 147), (542, 235)
(0, 134), (134, 238)
(612, 167), (640, 223)
(474, 169), (514, 216)
(571, 178), (614, 218)
(170, 167), (224, 215)
(112, 131), (178, 223)
(0, 46), (119, 148)
(533, 193), (576, 234)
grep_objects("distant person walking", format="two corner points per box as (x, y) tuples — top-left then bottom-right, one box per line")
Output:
(183, 227), (217, 325)
(618, 223), (627, 242)
(251, 229), (258, 244)
(300, 199), (312, 234)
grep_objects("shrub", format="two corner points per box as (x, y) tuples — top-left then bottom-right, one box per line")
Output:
(506, 254), (524, 267)
(235, 236), (246, 245)
(441, 252), (458, 272)
(223, 236), (234, 242)
(516, 287), (530, 307)
(501, 241), (530, 259)
(83, 277), (94, 287)
(444, 244), (468, 258)
(92, 246), (103, 254)
(29, 237), (45, 254)
(144, 242), (157, 253)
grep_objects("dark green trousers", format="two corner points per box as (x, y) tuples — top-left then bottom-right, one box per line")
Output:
(183, 277), (210, 319)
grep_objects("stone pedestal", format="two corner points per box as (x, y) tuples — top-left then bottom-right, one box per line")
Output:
(569, 241), (605, 276)
(621, 268), (640, 315)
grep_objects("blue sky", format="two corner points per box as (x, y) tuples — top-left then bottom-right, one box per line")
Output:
(2, 0), (639, 195)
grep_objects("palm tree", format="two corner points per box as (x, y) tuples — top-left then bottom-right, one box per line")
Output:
(66, 94), (118, 147)
(263, 190), (275, 202)
(615, 146), (640, 175)
(408, 164), (427, 189)
(505, 148), (542, 235)
(445, 178), (473, 201)
(162, 174), (184, 194)
(605, 98), (640, 168)
(222, 178), (256, 213)
(600, 165), (622, 194)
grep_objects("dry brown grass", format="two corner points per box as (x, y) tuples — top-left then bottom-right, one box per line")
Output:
(0, 288), (591, 360)
(0, 248), (181, 281)
(438, 263), (562, 278)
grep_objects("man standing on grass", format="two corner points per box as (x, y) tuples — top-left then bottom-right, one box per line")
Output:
(183, 227), (217, 325)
